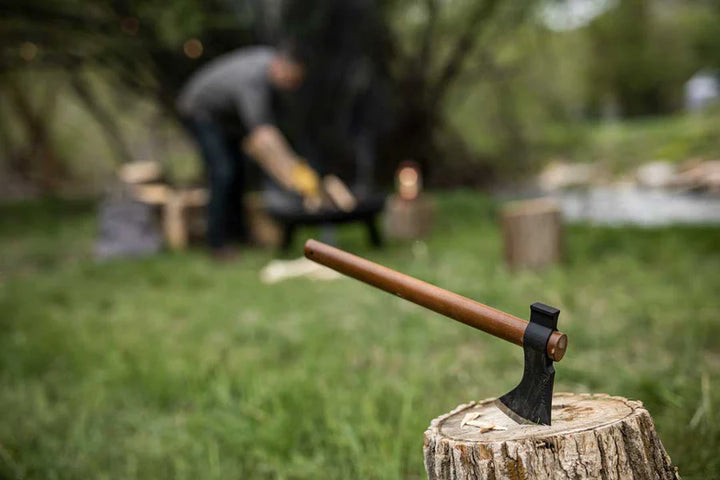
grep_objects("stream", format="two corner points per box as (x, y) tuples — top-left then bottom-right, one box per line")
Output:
(549, 186), (720, 226)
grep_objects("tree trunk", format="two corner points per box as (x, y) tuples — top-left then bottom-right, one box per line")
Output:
(423, 393), (679, 480)
(7, 79), (63, 195)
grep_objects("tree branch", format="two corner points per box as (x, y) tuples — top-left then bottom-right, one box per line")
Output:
(429, 0), (501, 106)
(417, 0), (440, 77)
(0, 1), (115, 34)
(6, 78), (64, 192)
(69, 73), (134, 165)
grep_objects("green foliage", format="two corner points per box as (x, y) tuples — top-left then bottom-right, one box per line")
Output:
(546, 109), (720, 172)
(2, 0), (720, 185)
(446, 21), (592, 170)
(455, 107), (720, 175)
(1, 192), (720, 478)
(445, 0), (720, 173)
(689, 3), (720, 70)
(0, 0), (259, 101)
(583, 0), (706, 116)
(138, 0), (207, 45)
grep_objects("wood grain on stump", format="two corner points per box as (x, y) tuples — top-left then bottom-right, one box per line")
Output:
(423, 393), (679, 480)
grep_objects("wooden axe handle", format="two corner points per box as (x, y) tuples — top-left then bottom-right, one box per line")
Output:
(304, 239), (567, 361)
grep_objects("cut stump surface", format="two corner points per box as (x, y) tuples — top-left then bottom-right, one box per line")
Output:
(423, 393), (679, 480)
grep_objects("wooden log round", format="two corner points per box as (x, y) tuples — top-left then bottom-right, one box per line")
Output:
(501, 198), (563, 270)
(383, 194), (436, 240)
(423, 393), (679, 480)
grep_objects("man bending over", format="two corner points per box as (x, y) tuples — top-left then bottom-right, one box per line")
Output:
(177, 45), (320, 257)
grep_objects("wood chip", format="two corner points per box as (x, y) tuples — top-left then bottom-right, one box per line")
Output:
(460, 412), (508, 432)
(259, 257), (341, 284)
(460, 412), (481, 428)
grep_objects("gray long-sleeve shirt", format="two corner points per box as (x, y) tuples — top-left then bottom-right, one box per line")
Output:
(177, 47), (276, 131)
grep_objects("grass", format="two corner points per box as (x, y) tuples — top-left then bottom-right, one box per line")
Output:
(1, 192), (719, 479)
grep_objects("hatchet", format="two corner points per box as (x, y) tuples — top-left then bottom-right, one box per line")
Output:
(304, 239), (568, 425)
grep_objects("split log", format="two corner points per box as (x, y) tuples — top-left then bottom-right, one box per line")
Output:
(119, 160), (163, 184)
(501, 198), (562, 270)
(132, 183), (172, 205)
(161, 189), (209, 250)
(423, 393), (679, 480)
(163, 192), (188, 250)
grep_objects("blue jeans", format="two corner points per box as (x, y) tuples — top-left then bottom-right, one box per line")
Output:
(184, 117), (248, 249)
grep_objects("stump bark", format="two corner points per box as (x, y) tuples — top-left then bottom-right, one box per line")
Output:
(501, 198), (562, 270)
(423, 393), (679, 480)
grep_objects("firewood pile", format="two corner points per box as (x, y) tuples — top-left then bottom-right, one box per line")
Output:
(119, 161), (208, 250)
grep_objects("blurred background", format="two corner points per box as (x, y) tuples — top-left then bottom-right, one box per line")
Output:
(2, 0), (720, 193)
(1, 0), (719, 478)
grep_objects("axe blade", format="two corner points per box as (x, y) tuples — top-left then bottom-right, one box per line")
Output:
(495, 303), (560, 426)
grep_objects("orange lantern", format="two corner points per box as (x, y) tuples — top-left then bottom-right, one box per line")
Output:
(396, 161), (422, 200)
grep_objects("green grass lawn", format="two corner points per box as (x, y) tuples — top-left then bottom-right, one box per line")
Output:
(1, 192), (719, 479)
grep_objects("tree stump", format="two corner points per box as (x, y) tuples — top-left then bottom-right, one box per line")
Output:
(501, 198), (563, 270)
(383, 194), (436, 240)
(423, 393), (679, 480)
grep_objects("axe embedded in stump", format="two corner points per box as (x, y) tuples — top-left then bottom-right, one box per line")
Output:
(304, 239), (567, 426)
(305, 239), (680, 480)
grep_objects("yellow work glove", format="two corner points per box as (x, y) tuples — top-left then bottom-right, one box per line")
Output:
(291, 161), (321, 199)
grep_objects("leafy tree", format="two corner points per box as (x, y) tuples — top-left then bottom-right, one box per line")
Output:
(0, 0), (261, 191)
(584, 0), (715, 117)
(1, 0), (538, 189)
(376, 0), (537, 180)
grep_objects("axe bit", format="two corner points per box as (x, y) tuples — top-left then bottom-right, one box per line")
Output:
(304, 239), (568, 426)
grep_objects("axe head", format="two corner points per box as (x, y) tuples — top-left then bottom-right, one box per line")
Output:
(495, 303), (560, 426)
